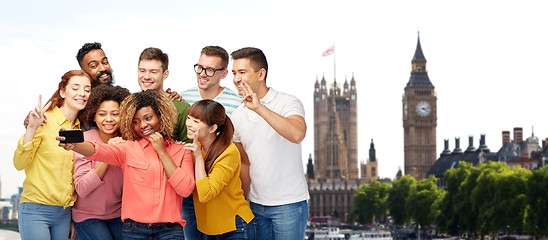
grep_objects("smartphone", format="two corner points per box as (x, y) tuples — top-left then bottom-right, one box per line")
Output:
(59, 129), (84, 143)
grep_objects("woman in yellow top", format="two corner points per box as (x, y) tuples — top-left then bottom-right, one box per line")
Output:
(184, 99), (254, 240)
(13, 70), (92, 240)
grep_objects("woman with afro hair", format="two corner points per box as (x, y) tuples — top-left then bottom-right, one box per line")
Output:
(59, 89), (195, 239)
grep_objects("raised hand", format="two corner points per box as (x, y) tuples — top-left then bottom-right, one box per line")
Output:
(183, 128), (202, 157)
(28, 95), (52, 130)
(241, 81), (261, 111)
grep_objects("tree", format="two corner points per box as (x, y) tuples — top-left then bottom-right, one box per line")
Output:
(407, 175), (442, 228)
(436, 162), (474, 235)
(388, 175), (416, 225)
(472, 162), (530, 234)
(525, 165), (548, 236)
(351, 180), (390, 224)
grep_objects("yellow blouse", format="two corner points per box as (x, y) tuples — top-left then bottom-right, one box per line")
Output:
(194, 142), (254, 235)
(13, 106), (78, 208)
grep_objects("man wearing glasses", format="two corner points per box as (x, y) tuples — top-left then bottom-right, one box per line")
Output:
(181, 46), (242, 115)
(180, 46), (242, 240)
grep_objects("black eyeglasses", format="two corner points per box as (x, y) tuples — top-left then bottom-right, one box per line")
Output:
(194, 64), (225, 77)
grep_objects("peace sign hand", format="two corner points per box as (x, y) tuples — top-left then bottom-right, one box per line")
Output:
(28, 95), (52, 130)
(241, 81), (261, 111)
(183, 128), (202, 157)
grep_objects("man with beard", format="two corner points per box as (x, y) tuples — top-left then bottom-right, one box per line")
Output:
(76, 42), (114, 86)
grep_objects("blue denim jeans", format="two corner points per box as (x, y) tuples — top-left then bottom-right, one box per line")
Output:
(182, 193), (205, 240)
(74, 217), (123, 240)
(18, 202), (72, 240)
(204, 215), (255, 240)
(250, 200), (308, 240)
(122, 218), (184, 239)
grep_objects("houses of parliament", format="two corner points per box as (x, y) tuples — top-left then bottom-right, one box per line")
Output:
(307, 34), (437, 221)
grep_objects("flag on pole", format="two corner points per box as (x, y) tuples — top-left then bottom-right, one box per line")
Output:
(322, 45), (334, 57)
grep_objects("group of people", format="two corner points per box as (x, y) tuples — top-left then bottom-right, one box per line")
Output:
(13, 43), (309, 240)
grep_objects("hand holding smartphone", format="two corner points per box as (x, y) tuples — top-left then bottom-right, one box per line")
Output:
(59, 129), (84, 143)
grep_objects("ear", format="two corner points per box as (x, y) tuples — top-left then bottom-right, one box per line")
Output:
(209, 124), (218, 134)
(163, 69), (170, 80)
(258, 68), (266, 82)
(59, 89), (66, 99)
(221, 69), (228, 79)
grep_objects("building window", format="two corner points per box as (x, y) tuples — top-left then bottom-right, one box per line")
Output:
(372, 167), (376, 177)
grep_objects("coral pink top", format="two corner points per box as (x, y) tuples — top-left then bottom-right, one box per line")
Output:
(86, 138), (195, 226)
(72, 129), (123, 222)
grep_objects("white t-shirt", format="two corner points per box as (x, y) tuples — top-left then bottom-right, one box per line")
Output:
(232, 88), (310, 206)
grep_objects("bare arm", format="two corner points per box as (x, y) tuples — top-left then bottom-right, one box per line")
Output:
(254, 106), (306, 143)
(236, 142), (250, 198)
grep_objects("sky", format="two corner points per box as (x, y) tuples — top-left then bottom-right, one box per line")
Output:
(1, 0), (547, 198)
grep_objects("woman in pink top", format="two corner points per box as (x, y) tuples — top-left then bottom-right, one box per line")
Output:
(72, 85), (130, 240)
(59, 89), (195, 239)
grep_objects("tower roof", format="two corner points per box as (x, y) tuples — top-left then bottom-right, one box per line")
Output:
(406, 33), (434, 89)
(407, 72), (433, 88)
(412, 34), (427, 63)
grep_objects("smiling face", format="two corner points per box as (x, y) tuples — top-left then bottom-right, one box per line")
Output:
(60, 75), (91, 111)
(132, 106), (161, 139)
(196, 54), (227, 92)
(186, 115), (216, 141)
(81, 49), (113, 85)
(94, 100), (121, 140)
(138, 59), (168, 92)
(232, 58), (263, 96)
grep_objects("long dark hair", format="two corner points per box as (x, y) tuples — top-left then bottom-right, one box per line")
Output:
(188, 100), (234, 173)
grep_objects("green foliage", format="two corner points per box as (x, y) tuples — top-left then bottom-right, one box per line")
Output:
(388, 175), (416, 225)
(471, 162), (530, 234)
(349, 162), (547, 238)
(437, 162), (473, 234)
(525, 165), (548, 236)
(351, 180), (391, 224)
(406, 175), (442, 227)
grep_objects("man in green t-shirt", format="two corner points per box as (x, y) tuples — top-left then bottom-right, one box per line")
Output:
(136, 47), (191, 143)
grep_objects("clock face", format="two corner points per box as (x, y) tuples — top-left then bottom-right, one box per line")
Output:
(416, 101), (431, 117)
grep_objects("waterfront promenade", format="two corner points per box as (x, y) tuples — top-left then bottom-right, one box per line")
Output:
(0, 230), (20, 240)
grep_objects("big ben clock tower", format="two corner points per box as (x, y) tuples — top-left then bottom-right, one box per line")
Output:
(403, 34), (437, 180)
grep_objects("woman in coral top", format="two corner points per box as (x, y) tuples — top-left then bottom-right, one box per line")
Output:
(14, 70), (91, 240)
(71, 85), (130, 240)
(59, 89), (195, 239)
(184, 99), (254, 240)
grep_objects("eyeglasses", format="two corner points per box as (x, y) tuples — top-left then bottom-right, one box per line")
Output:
(194, 64), (226, 77)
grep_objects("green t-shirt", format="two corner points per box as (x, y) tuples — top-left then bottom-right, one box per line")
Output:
(172, 99), (192, 143)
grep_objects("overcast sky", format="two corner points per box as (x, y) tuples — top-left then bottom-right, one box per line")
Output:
(1, 0), (547, 198)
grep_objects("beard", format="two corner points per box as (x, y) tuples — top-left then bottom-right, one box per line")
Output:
(92, 69), (114, 87)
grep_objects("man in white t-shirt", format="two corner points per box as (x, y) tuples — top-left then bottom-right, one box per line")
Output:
(180, 46), (242, 240)
(230, 47), (309, 240)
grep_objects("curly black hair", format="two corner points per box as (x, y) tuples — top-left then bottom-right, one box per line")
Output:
(82, 84), (131, 125)
(76, 42), (103, 67)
